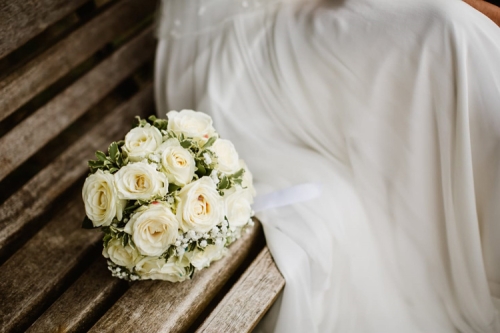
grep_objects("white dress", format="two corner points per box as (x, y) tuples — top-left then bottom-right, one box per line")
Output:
(154, 0), (500, 332)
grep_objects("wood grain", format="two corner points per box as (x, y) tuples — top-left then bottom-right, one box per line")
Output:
(0, 84), (154, 260)
(0, 26), (155, 183)
(89, 224), (264, 333)
(0, 198), (101, 333)
(0, 0), (156, 122)
(26, 258), (127, 333)
(0, 0), (87, 59)
(196, 247), (285, 333)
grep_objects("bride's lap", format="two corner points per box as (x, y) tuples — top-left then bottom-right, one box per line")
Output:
(155, 0), (500, 331)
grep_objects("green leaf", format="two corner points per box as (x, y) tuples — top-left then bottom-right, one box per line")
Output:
(88, 160), (102, 168)
(125, 202), (140, 213)
(122, 233), (129, 247)
(218, 176), (229, 189)
(116, 153), (124, 167)
(202, 136), (217, 149)
(95, 151), (107, 162)
(108, 142), (119, 161)
(168, 183), (181, 193)
(148, 115), (157, 122)
(196, 162), (206, 176)
(180, 140), (192, 149)
(231, 168), (245, 179)
(82, 216), (96, 229)
(103, 233), (112, 247)
(134, 116), (147, 127)
(189, 265), (196, 278)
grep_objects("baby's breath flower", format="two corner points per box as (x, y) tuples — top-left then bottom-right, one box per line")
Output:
(210, 170), (219, 185)
(203, 153), (212, 165)
(177, 247), (185, 256)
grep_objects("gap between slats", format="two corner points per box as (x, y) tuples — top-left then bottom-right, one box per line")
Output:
(26, 258), (128, 333)
(0, 0), (88, 60)
(0, 0), (156, 123)
(0, 25), (156, 184)
(0, 82), (154, 264)
(0, 64), (152, 206)
(0, 84), (154, 332)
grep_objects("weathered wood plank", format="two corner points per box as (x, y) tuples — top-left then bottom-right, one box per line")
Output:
(0, 198), (99, 333)
(89, 225), (264, 333)
(0, 26), (155, 183)
(0, 85), (153, 332)
(26, 258), (127, 333)
(0, 0), (87, 59)
(0, 0), (156, 122)
(0, 84), (154, 260)
(196, 247), (285, 333)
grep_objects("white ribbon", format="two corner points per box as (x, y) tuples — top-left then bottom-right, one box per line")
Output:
(252, 182), (323, 213)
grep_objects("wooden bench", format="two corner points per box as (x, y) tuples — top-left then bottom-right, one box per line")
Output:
(0, 0), (285, 331)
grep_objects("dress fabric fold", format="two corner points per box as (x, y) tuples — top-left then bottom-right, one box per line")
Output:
(154, 0), (500, 331)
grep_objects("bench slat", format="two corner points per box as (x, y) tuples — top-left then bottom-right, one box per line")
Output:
(0, 199), (100, 332)
(0, 0), (156, 123)
(89, 225), (263, 333)
(0, 85), (153, 332)
(0, 84), (153, 260)
(26, 258), (126, 333)
(197, 247), (285, 333)
(0, 26), (154, 183)
(0, 0), (87, 59)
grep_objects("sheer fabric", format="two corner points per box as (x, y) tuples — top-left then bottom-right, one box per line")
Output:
(154, 0), (500, 331)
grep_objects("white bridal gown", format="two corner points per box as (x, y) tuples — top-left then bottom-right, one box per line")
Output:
(154, 0), (500, 331)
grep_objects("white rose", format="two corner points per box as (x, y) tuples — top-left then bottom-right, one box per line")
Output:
(103, 238), (141, 269)
(225, 188), (253, 228)
(211, 139), (240, 175)
(239, 159), (256, 200)
(114, 162), (168, 200)
(167, 110), (217, 143)
(157, 138), (195, 186)
(82, 170), (125, 227)
(123, 124), (162, 162)
(177, 177), (223, 233)
(186, 244), (227, 270)
(135, 256), (189, 282)
(124, 203), (179, 256)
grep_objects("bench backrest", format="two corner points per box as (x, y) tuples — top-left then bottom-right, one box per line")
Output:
(0, 0), (284, 332)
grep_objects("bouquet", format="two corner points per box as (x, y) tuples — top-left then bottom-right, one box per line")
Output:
(81, 110), (256, 282)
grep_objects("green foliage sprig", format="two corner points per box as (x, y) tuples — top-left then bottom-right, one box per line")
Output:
(88, 141), (128, 174)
